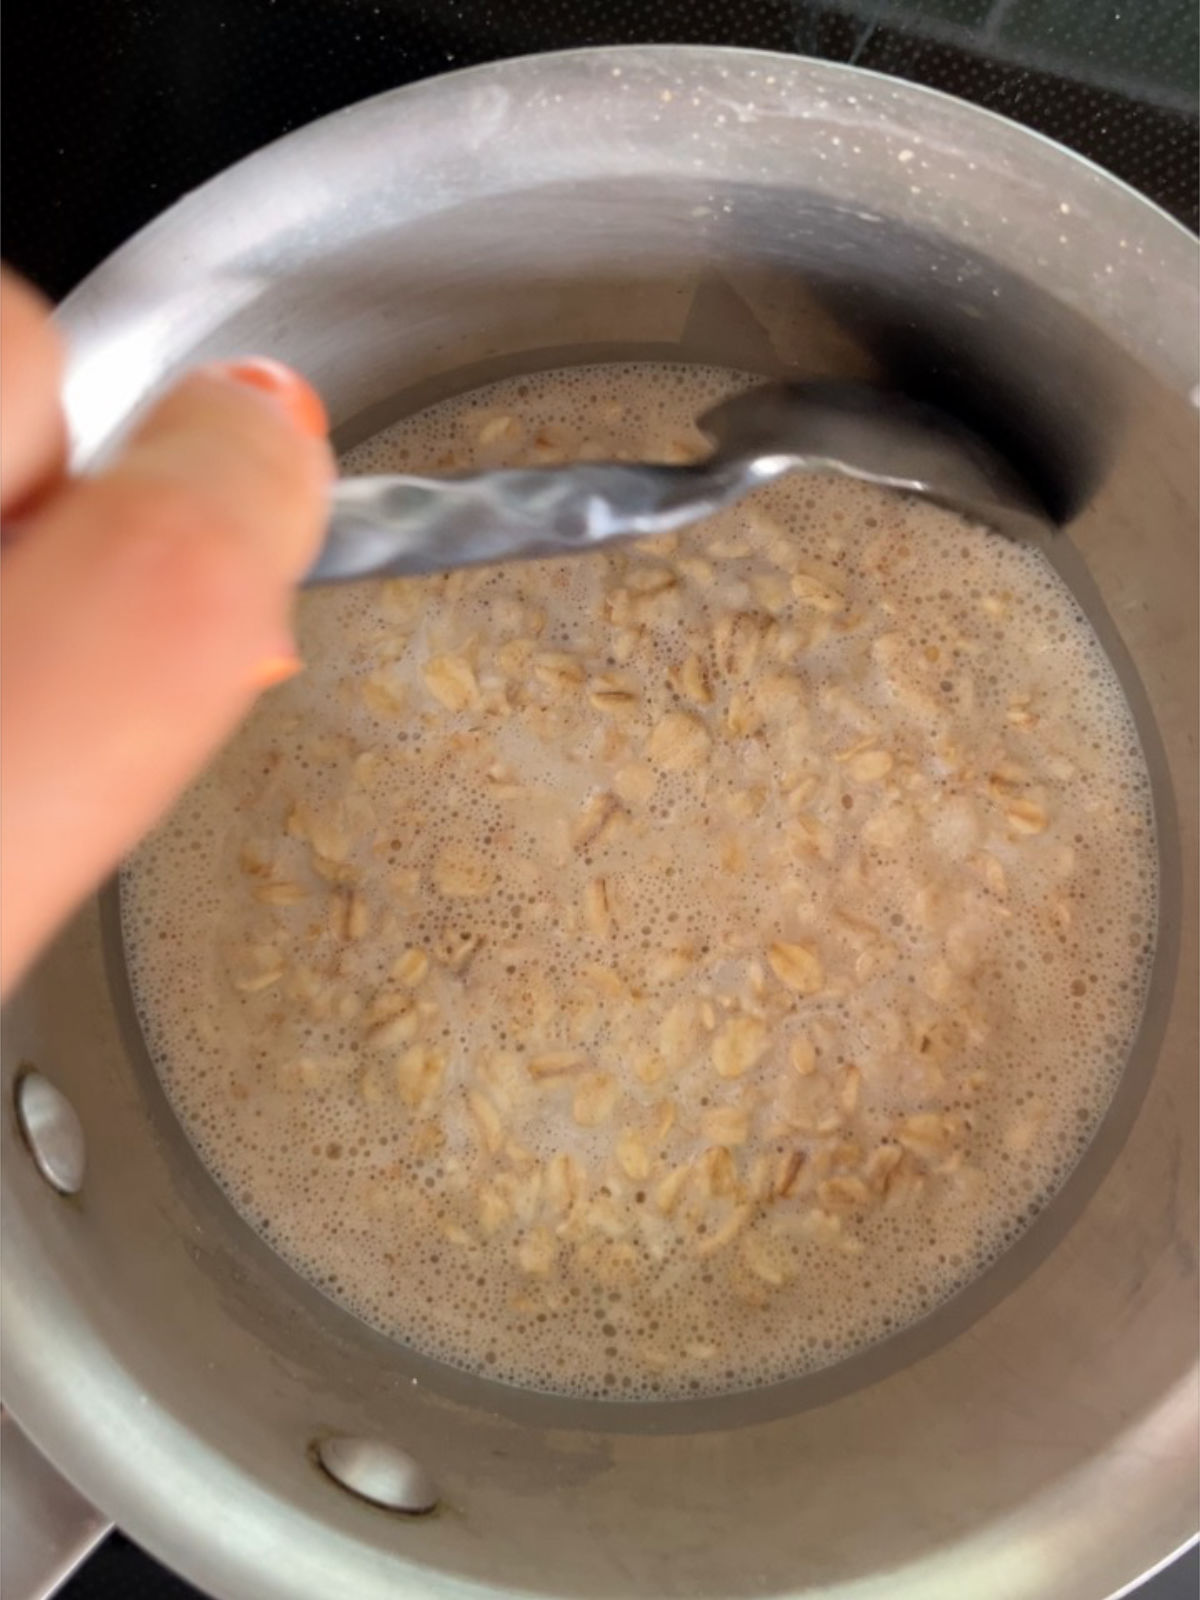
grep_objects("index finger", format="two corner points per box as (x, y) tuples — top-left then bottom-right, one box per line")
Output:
(0, 266), (67, 518)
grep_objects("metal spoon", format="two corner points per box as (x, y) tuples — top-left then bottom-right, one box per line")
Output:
(309, 380), (1052, 585)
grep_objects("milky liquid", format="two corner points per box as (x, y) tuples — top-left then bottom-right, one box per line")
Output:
(122, 364), (1158, 1399)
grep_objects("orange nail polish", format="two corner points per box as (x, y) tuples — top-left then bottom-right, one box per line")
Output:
(252, 653), (304, 691)
(210, 358), (329, 440)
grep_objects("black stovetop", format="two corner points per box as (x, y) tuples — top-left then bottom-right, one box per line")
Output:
(3, 3), (1196, 1597)
(3, 0), (1196, 302)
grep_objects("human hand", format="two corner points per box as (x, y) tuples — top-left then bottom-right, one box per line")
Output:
(0, 266), (333, 994)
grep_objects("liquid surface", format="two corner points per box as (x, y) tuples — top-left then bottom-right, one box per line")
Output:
(123, 364), (1158, 1400)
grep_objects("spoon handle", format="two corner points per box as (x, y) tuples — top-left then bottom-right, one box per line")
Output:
(307, 459), (763, 585)
(309, 380), (1051, 586)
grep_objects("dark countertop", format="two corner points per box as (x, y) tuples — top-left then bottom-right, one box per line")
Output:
(3, 0), (1196, 302)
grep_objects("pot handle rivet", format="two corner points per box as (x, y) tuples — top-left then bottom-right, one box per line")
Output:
(314, 1436), (438, 1515)
(14, 1071), (86, 1196)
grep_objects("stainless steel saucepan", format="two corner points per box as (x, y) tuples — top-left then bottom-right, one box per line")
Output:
(2, 46), (1196, 1600)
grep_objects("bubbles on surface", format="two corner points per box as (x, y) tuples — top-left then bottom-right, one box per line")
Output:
(122, 363), (1158, 1401)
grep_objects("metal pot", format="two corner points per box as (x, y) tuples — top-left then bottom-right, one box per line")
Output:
(2, 45), (1196, 1600)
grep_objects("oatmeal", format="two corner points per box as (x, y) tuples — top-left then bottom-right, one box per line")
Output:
(122, 364), (1157, 1398)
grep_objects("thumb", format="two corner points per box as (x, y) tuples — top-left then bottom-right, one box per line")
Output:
(1, 360), (333, 992)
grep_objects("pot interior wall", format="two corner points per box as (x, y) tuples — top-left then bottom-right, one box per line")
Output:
(3, 48), (1196, 1600)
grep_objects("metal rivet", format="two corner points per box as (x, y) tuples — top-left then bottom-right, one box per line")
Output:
(14, 1071), (86, 1196)
(314, 1436), (438, 1515)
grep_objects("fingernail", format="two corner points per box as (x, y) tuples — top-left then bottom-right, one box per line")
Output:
(251, 652), (304, 691)
(208, 358), (329, 440)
